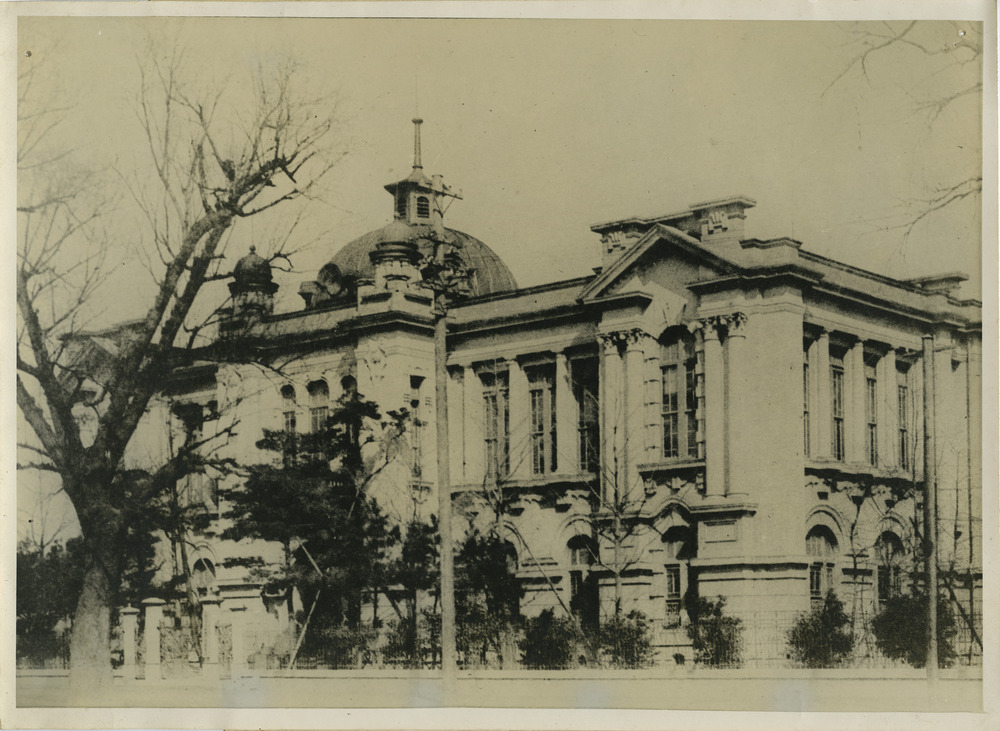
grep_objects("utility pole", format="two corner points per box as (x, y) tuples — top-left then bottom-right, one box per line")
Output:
(415, 120), (467, 688)
(922, 334), (938, 680)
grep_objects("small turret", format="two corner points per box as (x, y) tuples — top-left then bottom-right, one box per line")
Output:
(229, 245), (278, 318)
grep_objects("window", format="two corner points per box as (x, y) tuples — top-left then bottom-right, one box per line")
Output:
(395, 191), (406, 218)
(803, 355), (811, 458)
(527, 365), (557, 474)
(865, 361), (878, 466)
(408, 376), (424, 477)
(661, 333), (699, 459)
(897, 367), (910, 471)
(806, 526), (838, 605)
(830, 353), (845, 461)
(416, 196), (430, 218)
(572, 357), (600, 472)
(875, 532), (904, 608)
(568, 535), (598, 630)
(281, 385), (297, 433)
(662, 526), (695, 627)
(307, 380), (329, 433)
(482, 371), (510, 480)
(191, 558), (216, 596)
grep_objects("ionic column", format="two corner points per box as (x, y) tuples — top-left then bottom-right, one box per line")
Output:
(599, 333), (625, 502)
(555, 352), (575, 473)
(141, 597), (166, 681)
(120, 606), (139, 679)
(813, 330), (832, 459)
(845, 338), (866, 464)
(724, 314), (748, 496)
(463, 364), (484, 484)
(702, 321), (725, 497)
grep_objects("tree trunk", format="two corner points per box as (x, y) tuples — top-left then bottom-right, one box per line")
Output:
(69, 553), (116, 689)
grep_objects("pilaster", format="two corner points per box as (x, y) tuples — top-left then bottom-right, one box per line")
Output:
(555, 353), (575, 473)
(701, 321), (725, 497)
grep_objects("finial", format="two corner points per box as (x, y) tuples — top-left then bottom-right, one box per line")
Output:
(412, 117), (423, 169)
(249, 245), (256, 254)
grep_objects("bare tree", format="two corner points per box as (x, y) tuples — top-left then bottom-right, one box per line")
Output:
(826, 21), (983, 237)
(16, 45), (343, 684)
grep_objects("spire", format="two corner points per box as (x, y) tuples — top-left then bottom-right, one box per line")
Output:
(412, 117), (423, 169)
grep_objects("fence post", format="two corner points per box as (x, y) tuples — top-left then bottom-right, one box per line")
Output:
(229, 606), (247, 677)
(120, 606), (140, 679)
(201, 597), (222, 677)
(141, 598), (166, 680)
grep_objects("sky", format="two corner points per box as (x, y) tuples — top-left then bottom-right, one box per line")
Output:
(13, 12), (987, 542)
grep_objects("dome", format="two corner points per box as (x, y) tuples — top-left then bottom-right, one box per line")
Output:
(232, 245), (273, 286)
(330, 223), (518, 297)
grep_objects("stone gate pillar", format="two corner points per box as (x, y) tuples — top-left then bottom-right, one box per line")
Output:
(120, 606), (139, 679)
(201, 597), (222, 676)
(141, 598), (166, 680)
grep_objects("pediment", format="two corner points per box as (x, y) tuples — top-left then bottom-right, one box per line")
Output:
(579, 224), (737, 304)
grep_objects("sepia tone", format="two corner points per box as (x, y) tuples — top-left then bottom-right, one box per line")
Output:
(8, 7), (993, 727)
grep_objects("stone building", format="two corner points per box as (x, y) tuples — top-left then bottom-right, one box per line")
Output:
(139, 120), (982, 667)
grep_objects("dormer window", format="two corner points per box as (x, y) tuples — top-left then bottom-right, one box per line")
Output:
(416, 196), (430, 219)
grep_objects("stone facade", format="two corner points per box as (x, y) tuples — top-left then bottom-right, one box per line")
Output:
(133, 130), (982, 668)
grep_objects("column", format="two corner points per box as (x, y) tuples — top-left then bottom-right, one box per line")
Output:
(229, 605), (248, 676)
(120, 606), (139, 680)
(599, 333), (624, 502)
(141, 597), (166, 680)
(845, 338), (866, 464)
(201, 597), (222, 676)
(555, 353), (575, 473)
(463, 365), (484, 484)
(508, 360), (529, 479)
(623, 331), (648, 501)
(448, 367), (465, 484)
(813, 330), (831, 460)
(702, 321), (725, 497)
(724, 314), (747, 496)
(878, 348), (898, 471)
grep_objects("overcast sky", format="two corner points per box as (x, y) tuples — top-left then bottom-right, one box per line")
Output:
(19, 16), (984, 312)
(14, 12), (986, 542)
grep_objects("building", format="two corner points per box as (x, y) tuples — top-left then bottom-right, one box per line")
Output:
(138, 120), (982, 668)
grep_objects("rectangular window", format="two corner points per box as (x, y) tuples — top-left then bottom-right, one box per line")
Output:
(865, 363), (878, 467)
(897, 368), (910, 471)
(283, 410), (296, 434)
(803, 360), (811, 458)
(830, 354), (845, 461)
(572, 357), (600, 472)
(310, 406), (328, 433)
(662, 363), (680, 458)
(809, 563), (823, 602)
(482, 371), (510, 480)
(527, 366), (557, 474)
(665, 564), (682, 627)
(876, 566), (901, 608)
(661, 339), (699, 460)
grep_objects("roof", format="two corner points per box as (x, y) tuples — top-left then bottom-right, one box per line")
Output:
(329, 223), (518, 297)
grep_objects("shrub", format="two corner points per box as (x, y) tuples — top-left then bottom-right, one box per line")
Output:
(520, 609), (580, 669)
(787, 591), (854, 668)
(871, 592), (957, 668)
(600, 610), (654, 669)
(685, 596), (742, 667)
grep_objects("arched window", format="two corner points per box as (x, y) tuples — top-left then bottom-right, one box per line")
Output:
(875, 531), (905, 608)
(662, 526), (696, 627)
(567, 535), (599, 630)
(806, 525), (839, 605)
(307, 380), (329, 432)
(192, 558), (216, 596)
(416, 196), (430, 218)
(661, 330), (700, 459)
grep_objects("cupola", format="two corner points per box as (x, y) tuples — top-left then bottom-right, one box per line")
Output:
(229, 245), (278, 317)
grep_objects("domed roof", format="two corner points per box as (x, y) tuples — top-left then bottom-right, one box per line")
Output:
(233, 245), (273, 285)
(330, 223), (518, 297)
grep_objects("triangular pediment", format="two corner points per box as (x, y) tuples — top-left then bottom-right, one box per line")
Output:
(579, 224), (738, 303)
